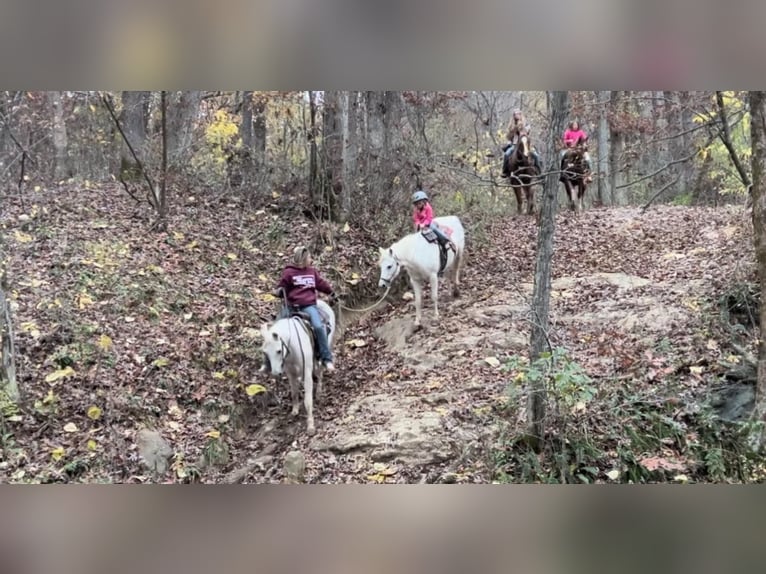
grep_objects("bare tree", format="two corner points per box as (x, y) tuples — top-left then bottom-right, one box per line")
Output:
(166, 91), (202, 170)
(749, 90), (766, 450)
(595, 90), (610, 205)
(117, 91), (150, 180)
(49, 91), (70, 181)
(527, 90), (570, 451)
(0, 248), (18, 402)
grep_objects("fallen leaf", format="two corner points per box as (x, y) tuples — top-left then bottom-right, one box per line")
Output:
(689, 366), (704, 376)
(246, 384), (267, 397)
(77, 292), (94, 309)
(346, 339), (367, 348)
(706, 339), (719, 351)
(259, 293), (277, 302)
(673, 474), (689, 483)
(638, 456), (686, 473)
(226, 253), (237, 260)
(87, 439), (98, 451)
(87, 405), (102, 420)
(51, 447), (66, 461)
(606, 469), (620, 481)
(45, 366), (76, 383)
(206, 430), (221, 439)
(342, 222), (351, 233)
(63, 422), (78, 433)
(98, 334), (113, 351)
(14, 230), (34, 243)
(484, 356), (501, 368)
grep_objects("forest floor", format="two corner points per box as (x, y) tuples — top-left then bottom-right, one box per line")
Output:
(1, 184), (759, 483)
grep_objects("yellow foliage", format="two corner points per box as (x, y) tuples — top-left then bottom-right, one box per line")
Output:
(87, 405), (103, 420)
(97, 334), (113, 351)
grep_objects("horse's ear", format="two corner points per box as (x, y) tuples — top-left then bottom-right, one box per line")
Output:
(260, 323), (270, 337)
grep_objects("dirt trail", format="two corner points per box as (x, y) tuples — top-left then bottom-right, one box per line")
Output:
(234, 205), (754, 483)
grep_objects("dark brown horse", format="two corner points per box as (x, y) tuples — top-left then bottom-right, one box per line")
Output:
(506, 134), (540, 216)
(559, 135), (589, 212)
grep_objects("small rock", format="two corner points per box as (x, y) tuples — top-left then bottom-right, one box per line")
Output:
(422, 392), (451, 406)
(136, 429), (174, 476)
(283, 451), (306, 483)
(440, 473), (458, 484)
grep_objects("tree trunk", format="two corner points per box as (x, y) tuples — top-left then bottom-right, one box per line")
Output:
(609, 91), (627, 205)
(596, 90), (610, 206)
(340, 91), (359, 219)
(252, 93), (267, 167)
(49, 91), (70, 181)
(117, 91), (150, 180)
(749, 91), (766, 451)
(166, 91), (202, 170)
(322, 91), (343, 220)
(0, 270), (18, 403)
(308, 91), (319, 210)
(240, 91), (254, 150)
(527, 90), (570, 451)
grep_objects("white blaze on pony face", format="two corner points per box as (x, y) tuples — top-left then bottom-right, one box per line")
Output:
(260, 323), (286, 375)
(520, 135), (529, 156)
(378, 247), (401, 288)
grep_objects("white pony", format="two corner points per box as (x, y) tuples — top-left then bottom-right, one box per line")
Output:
(259, 299), (336, 436)
(377, 216), (466, 327)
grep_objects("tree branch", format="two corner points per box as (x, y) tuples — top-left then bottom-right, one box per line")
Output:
(716, 91), (751, 188)
(640, 175), (682, 213)
(100, 92), (159, 210)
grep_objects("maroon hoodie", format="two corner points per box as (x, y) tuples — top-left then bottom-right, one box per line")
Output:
(278, 264), (333, 307)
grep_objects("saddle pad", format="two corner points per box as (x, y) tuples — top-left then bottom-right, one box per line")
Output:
(421, 224), (454, 243)
(421, 228), (438, 243)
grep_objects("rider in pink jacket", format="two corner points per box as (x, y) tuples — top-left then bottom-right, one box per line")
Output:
(561, 121), (593, 182)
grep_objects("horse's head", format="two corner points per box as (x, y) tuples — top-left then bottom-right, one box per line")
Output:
(260, 322), (289, 375)
(378, 246), (402, 288)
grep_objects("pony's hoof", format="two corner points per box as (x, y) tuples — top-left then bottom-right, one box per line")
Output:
(413, 322), (423, 332)
(306, 426), (316, 437)
(291, 406), (300, 417)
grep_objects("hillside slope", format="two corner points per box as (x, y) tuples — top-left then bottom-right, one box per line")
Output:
(1, 186), (757, 483)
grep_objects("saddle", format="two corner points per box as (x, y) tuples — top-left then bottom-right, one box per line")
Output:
(276, 305), (332, 361)
(421, 225), (454, 277)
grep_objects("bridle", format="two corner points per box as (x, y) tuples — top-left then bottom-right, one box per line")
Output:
(379, 253), (402, 287)
(267, 317), (312, 375)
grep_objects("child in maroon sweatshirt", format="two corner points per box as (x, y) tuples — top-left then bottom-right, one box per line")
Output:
(277, 246), (336, 371)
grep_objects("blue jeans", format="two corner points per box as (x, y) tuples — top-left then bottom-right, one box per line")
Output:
(428, 222), (452, 245)
(299, 304), (333, 363)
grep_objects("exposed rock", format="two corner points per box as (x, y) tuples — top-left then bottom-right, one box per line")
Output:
(283, 451), (306, 483)
(136, 429), (174, 476)
(312, 394), (454, 466)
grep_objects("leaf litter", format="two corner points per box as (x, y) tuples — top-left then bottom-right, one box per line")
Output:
(1, 186), (757, 483)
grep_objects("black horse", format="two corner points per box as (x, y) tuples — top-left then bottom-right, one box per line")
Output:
(559, 135), (589, 212)
(505, 134), (540, 216)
